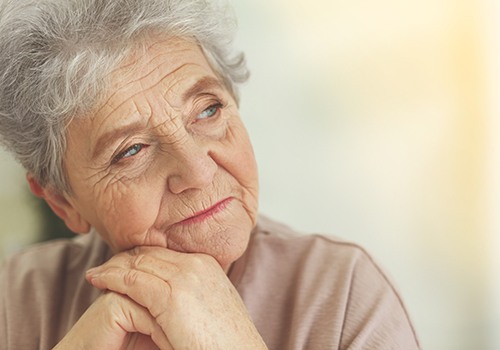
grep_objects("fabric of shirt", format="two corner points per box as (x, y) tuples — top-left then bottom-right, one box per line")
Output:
(0, 215), (421, 349)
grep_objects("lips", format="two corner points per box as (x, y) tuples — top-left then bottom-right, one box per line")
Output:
(178, 197), (234, 225)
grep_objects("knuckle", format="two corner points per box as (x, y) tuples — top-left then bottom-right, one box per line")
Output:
(123, 269), (140, 286)
(190, 254), (209, 268)
(131, 253), (147, 269)
(128, 246), (142, 257)
(98, 292), (133, 326)
(190, 253), (217, 271)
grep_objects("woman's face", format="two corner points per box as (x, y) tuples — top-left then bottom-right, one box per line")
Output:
(63, 38), (259, 270)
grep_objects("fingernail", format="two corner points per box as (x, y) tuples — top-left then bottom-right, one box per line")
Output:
(86, 267), (97, 275)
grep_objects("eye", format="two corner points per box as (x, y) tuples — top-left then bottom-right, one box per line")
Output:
(112, 143), (145, 164)
(196, 102), (223, 121)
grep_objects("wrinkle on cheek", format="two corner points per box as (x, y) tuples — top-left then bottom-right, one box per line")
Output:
(240, 195), (258, 226)
(99, 179), (129, 216)
(80, 170), (133, 218)
(224, 119), (249, 146)
(80, 164), (113, 185)
(178, 196), (193, 216)
(88, 170), (123, 197)
(177, 193), (214, 218)
(220, 123), (258, 188)
(212, 121), (259, 225)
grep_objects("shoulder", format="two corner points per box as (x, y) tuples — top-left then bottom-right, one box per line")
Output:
(0, 232), (110, 349)
(246, 214), (376, 276)
(1, 231), (110, 285)
(0, 231), (111, 301)
(234, 215), (421, 350)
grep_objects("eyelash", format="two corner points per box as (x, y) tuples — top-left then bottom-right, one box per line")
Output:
(112, 143), (147, 164)
(195, 101), (224, 122)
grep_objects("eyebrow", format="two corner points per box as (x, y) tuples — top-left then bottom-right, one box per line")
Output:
(92, 121), (145, 160)
(182, 76), (225, 103)
(91, 76), (225, 161)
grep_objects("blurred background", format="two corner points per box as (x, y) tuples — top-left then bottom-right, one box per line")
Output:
(0, 0), (499, 349)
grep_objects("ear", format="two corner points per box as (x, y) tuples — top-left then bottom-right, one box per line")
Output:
(27, 174), (91, 234)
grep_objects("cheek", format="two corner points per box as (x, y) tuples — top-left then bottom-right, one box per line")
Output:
(232, 123), (258, 188)
(211, 120), (259, 198)
(90, 176), (165, 250)
(231, 144), (258, 190)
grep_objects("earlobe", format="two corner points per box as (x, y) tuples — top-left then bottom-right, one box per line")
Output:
(26, 174), (91, 234)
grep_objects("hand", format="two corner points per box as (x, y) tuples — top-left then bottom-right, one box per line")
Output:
(83, 247), (266, 349)
(53, 291), (172, 350)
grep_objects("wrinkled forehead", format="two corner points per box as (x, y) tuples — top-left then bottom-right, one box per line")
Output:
(85, 37), (221, 128)
(104, 37), (214, 108)
(64, 37), (228, 163)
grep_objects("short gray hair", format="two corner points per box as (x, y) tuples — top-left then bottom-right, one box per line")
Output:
(0, 0), (248, 193)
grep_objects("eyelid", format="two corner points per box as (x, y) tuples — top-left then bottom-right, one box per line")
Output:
(199, 102), (224, 118)
(193, 98), (226, 122)
(111, 143), (148, 165)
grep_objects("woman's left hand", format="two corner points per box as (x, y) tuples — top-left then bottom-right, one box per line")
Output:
(86, 246), (267, 349)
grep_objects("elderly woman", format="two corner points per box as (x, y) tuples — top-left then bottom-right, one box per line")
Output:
(0, 0), (420, 349)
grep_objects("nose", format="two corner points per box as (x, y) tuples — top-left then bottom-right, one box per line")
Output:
(167, 139), (217, 194)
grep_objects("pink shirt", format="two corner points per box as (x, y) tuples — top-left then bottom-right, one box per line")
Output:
(0, 215), (420, 349)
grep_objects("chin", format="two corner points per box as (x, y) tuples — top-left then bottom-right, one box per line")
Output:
(168, 218), (252, 267)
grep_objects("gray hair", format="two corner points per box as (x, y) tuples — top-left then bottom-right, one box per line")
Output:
(0, 0), (248, 193)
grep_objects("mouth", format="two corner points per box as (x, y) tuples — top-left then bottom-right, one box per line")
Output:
(178, 197), (234, 225)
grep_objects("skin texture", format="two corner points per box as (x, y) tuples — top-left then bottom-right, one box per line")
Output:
(29, 37), (265, 349)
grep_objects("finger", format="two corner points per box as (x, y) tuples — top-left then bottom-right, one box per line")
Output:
(127, 246), (219, 270)
(87, 248), (220, 284)
(87, 247), (185, 277)
(86, 253), (180, 286)
(128, 333), (167, 350)
(89, 267), (173, 320)
(107, 292), (174, 350)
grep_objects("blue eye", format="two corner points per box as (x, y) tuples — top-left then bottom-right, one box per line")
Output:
(113, 144), (144, 163)
(197, 103), (223, 120)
